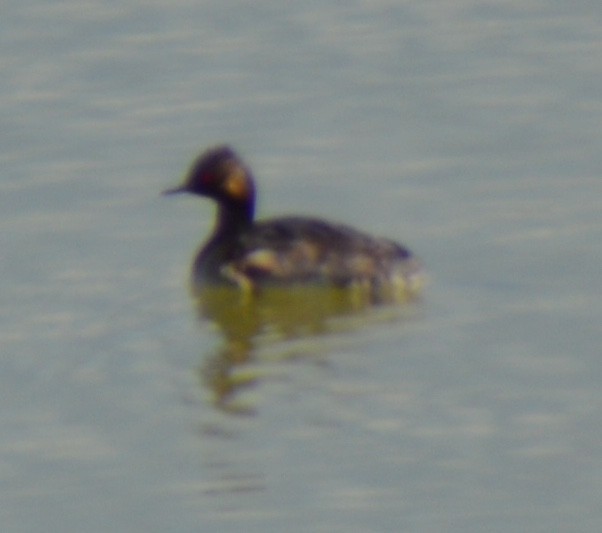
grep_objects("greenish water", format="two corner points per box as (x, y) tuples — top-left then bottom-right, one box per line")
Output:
(2, 1), (601, 532)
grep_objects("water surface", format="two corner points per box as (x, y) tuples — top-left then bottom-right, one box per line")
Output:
(2, 1), (601, 531)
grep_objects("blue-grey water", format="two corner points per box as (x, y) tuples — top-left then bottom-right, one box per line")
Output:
(2, 1), (601, 531)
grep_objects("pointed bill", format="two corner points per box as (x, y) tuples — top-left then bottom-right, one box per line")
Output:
(162, 184), (187, 195)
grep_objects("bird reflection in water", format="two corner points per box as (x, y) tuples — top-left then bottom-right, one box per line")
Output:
(193, 284), (421, 415)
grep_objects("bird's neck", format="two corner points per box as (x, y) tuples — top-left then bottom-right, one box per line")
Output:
(215, 200), (254, 235)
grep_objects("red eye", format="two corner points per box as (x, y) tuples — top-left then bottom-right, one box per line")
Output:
(201, 171), (216, 187)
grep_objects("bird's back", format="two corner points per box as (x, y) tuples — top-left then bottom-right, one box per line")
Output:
(194, 216), (423, 297)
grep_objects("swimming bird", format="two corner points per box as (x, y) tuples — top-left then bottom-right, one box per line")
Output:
(164, 145), (423, 299)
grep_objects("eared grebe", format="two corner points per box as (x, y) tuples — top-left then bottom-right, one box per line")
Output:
(164, 145), (423, 298)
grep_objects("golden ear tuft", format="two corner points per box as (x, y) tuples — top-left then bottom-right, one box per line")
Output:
(224, 166), (249, 201)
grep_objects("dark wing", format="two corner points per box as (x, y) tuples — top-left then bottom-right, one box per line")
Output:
(231, 216), (413, 286)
